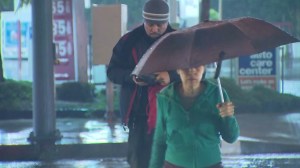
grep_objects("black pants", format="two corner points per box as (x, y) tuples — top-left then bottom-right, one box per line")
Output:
(127, 116), (153, 168)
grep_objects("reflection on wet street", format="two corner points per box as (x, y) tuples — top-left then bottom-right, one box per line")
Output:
(281, 113), (300, 140)
(0, 118), (128, 145)
(1, 154), (300, 168)
(1, 113), (300, 167)
(1, 113), (300, 146)
(0, 158), (130, 168)
(223, 153), (300, 168)
(59, 119), (128, 144)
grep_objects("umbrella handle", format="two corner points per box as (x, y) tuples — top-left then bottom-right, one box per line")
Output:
(216, 77), (225, 103)
(214, 51), (225, 79)
(214, 62), (225, 103)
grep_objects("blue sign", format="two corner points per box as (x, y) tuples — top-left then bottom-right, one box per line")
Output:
(238, 49), (276, 76)
(5, 22), (29, 47)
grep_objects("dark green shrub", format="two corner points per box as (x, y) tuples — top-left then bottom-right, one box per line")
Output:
(219, 78), (262, 113)
(219, 78), (300, 113)
(250, 85), (300, 113)
(56, 82), (95, 102)
(0, 80), (32, 111)
(1, 78), (299, 118)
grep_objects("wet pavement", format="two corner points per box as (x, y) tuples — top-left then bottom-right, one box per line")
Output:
(1, 154), (300, 168)
(1, 113), (300, 147)
(1, 112), (300, 167)
(0, 118), (128, 145)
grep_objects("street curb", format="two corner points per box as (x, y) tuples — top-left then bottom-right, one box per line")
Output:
(0, 143), (128, 161)
(240, 141), (300, 154)
(1, 140), (300, 161)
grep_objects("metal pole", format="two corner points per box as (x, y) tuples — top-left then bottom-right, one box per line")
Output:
(169, 0), (177, 24)
(200, 0), (210, 22)
(28, 0), (61, 145)
(218, 0), (222, 20)
(17, 20), (22, 80)
(281, 47), (285, 93)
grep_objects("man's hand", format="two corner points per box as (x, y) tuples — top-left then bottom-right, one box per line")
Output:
(132, 76), (148, 86)
(155, 71), (170, 86)
(217, 102), (235, 118)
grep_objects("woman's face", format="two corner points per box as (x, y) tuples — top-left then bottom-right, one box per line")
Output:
(177, 65), (205, 86)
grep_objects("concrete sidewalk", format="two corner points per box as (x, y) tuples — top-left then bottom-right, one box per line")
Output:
(1, 112), (300, 161)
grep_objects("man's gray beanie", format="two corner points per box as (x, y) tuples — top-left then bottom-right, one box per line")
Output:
(143, 0), (169, 23)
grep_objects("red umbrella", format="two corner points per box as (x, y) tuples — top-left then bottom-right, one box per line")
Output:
(132, 17), (299, 102)
(132, 17), (298, 76)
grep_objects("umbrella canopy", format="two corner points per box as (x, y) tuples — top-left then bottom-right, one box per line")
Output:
(132, 17), (299, 76)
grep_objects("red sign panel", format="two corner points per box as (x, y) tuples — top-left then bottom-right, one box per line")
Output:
(52, 0), (75, 80)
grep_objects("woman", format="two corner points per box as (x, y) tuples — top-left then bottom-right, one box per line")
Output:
(149, 65), (240, 168)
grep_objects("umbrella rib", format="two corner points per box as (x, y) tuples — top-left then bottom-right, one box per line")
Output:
(225, 18), (259, 50)
(230, 24), (260, 51)
(188, 32), (195, 67)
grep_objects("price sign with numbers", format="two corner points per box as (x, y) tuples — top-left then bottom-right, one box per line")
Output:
(53, 0), (75, 80)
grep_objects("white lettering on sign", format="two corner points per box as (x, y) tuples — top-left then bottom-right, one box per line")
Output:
(67, 41), (72, 55)
(250, 52), (273, 59)
(239, 78), (276, 90)
(55, 73), (69, 78)
(53, 19), (66, 36)
(239, 67), (273, 75)
(250, 60), (273, 67)
(239, 51), (274, 76)
(66, 21), (72, 35)
(58, 58), (69, 63)
(53, 0), (65, 15)
(57, 40), (67, 57)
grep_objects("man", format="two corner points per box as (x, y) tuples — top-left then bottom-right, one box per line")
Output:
(106, 0), (178, 167)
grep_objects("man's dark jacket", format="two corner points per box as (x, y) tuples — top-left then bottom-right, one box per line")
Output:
(107, 24), (178, 125)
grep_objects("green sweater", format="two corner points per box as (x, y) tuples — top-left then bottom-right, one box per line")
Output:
(149, 80), (240, 168)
